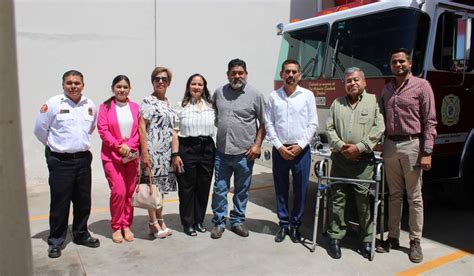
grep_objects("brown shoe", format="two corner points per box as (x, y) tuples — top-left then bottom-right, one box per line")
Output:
(231, 224), (249, 237)
(376, 237), (400, 253)
(210, 226), (225, 239)
(409, 239), (423, 263)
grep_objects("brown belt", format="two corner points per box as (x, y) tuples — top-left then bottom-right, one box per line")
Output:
(387, 134), (422, 142)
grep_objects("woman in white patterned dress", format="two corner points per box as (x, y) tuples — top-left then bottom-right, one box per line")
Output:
(139, 67), (177, 239)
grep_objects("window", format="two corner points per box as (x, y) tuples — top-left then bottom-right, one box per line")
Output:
(433, 12), (474, 71)
(276, 24), (329, 80)
(323, 8), (430, 78)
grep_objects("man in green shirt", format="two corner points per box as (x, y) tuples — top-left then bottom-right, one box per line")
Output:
(326, 67), (385, 259)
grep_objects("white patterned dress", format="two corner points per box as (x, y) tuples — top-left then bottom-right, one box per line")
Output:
(139, 95), (177, 193)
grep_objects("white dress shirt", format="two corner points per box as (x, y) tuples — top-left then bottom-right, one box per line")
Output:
(265, 85), (318, 150)
(34, 93), (97, 153)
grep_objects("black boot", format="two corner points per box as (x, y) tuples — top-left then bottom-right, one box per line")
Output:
(328, 238), (341, 259)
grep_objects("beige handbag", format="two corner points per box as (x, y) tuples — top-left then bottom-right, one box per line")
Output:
(132, 166), (163, 210)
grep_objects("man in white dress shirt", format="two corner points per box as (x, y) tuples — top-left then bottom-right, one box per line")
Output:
(34, 70), (100, 258)
(265, 59), (318, 243)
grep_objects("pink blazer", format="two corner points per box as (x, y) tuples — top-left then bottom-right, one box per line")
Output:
(97, 99), (140, 163)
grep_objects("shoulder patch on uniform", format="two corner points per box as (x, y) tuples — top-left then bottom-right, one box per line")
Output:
(40, 104), (48, 113)
(88, 107), (93, 116)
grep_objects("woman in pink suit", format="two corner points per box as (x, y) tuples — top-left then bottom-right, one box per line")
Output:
(98, 75), (140, 243)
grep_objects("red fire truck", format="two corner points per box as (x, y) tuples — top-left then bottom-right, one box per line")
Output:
(263, 0), (474, 201)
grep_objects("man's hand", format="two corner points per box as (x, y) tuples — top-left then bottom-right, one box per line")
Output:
(341, 144), (360, 161)
(287, 144), (302, 157)
(278, 146), (295, 160)
(245, 144), (261, 161)
(420, 155), (432, 171)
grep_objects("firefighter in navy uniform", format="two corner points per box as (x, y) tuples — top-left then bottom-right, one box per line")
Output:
(34, 70), (100, 258)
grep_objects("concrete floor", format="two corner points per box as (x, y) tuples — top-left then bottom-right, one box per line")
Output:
(28, 164), (474, 275)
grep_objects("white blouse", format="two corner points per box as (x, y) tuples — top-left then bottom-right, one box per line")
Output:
(115, 101), (133, 140)
(175, 100), (216, 137)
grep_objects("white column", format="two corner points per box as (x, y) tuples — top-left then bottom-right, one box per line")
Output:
(0, 0), (33, 275)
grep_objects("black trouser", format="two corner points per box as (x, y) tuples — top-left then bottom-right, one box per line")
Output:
(177, 136), (215, 227)
(45, 147), (93, 246)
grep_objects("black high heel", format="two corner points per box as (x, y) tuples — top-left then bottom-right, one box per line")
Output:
(194, 223), (207, 233)
(184, 225), (197, 236)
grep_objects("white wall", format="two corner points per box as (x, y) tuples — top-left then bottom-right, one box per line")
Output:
(15, 0), (290, 186)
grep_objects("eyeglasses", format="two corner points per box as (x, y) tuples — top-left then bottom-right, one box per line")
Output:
(153, 77), (168, 83)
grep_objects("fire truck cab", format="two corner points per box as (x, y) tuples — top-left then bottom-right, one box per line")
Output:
(261, 0), (474, 200)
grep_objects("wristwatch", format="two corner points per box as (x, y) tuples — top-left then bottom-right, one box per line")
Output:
(422, 148), (432, 156)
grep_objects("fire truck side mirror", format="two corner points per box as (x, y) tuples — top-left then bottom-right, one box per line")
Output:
(452, 17), (472, 72)
(276, 23), (284, 36)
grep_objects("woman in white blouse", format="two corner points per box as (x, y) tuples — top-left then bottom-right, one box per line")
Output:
(171, 73), (216, 236)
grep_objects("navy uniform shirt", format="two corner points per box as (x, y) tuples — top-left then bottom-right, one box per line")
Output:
(34, 93), (97, 153)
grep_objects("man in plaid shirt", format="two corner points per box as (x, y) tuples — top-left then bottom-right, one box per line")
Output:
(377, 48), (437, 263)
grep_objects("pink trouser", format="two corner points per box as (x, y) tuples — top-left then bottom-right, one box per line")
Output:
(102, 160), (138, 231)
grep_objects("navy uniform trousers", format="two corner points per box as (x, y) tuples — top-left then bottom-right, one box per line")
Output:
(46, 147), (93, 247)
(272, 146), (311, 228)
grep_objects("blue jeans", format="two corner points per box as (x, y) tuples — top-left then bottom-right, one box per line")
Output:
(272, 146), (311, 228)
(211, 151), (254, 227)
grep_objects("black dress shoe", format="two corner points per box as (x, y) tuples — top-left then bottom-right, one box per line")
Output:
(194, 223), (207, 233)
(274, 227), (289, 243)
(328, 238), (341, 259)
(361, 242), (372, 259)
(184, 225), (197, 236)
(48, 246), (61, 258)
(73, 236), (100, 248)
(289, 227), (301, 243)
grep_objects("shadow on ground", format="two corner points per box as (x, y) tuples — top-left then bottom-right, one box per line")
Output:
(248, 171), (474, 255)
(85, 214), (279, 242)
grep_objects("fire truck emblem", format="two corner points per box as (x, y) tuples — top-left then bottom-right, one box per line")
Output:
(441, 94), (460, 126)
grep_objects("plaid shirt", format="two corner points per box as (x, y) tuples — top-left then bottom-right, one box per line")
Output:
(381, 73), (437, 150)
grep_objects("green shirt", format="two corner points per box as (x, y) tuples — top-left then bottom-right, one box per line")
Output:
(326, 90), (385, 153)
